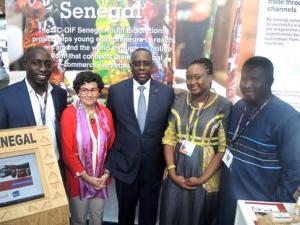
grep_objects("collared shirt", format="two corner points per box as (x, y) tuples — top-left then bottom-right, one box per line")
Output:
(25, 79), (59, 159)
(133, 78), (150, 117)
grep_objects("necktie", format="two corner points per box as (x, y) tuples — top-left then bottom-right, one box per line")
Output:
(137, 86), (146, 132)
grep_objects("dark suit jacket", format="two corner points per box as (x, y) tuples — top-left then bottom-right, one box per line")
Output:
(0, 79), (67, 153)
(106, 78), (174, 184)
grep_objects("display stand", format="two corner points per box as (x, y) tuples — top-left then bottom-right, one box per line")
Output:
(0, 126), (69, 225)
(234, 200), (299, 225)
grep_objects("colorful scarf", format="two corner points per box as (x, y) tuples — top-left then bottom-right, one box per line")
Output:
(75, 100), (111, 200)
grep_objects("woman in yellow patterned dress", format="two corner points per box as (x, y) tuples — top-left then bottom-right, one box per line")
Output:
(159, 58), (231, 225)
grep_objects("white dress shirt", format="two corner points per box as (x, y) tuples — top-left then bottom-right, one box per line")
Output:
(25, 79), (59, 160)
(133, 78), (150, 117)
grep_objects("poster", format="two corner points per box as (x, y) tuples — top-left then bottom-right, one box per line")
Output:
(4, 0), (237, 88)
(6, 0), (174, 86)
(255, 0), (300, 110)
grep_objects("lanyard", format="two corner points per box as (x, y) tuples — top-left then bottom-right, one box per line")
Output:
(231, 98), (270, 145)
(187, 93), (210, 137)
(35, 85), (48, 125)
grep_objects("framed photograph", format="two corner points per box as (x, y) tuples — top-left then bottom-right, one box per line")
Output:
(0, 153), (44, 207)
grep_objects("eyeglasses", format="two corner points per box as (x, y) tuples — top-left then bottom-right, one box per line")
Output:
(79, 88), (99, 96)
(131, 60), (152, 67)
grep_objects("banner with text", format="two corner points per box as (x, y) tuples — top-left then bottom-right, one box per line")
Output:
(4, 0), (300, 110)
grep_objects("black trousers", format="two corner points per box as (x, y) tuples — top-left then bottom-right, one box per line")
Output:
(115, 174), (161, 225)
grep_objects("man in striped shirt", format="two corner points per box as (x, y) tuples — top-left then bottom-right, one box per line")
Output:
(216, 56), (300, 225)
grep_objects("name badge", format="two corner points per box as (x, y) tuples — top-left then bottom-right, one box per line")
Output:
(222, 148), (233, 168)
(179, 140), (195, 157)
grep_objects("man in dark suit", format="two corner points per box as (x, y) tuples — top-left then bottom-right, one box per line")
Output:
(0, 46), (67, 163)
(106, 48), (174, 225)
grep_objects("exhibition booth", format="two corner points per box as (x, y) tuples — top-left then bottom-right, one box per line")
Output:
(0, 0), (300, 224)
